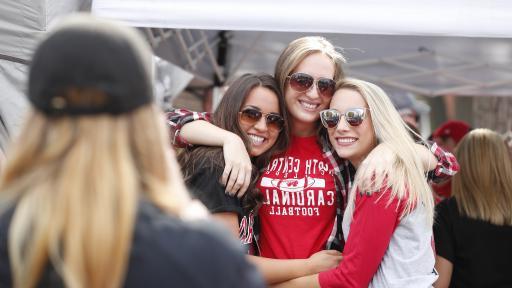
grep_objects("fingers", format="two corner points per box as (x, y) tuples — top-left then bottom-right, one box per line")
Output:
(221, 163), (233, 186)
(323, 250), (343, 265)
(221, 160), (252, 197)
(224, 166), (241, 196)
(236, 164), (252, 198)
(237, 176), (250, 198)
(231, 170), (246, 197)
(323, 250), (343, 256)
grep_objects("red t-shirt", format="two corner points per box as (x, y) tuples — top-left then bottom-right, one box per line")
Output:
(257, 135), (337, 259)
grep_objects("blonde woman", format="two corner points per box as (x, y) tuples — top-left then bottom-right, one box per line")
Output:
(0, 15), (264, 288)
(275, 78), (442, 287)
(434, 129), (512, 288)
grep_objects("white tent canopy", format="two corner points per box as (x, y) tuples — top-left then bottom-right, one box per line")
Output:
(92, 0), (512, 38)
(91, 0), (512, 98)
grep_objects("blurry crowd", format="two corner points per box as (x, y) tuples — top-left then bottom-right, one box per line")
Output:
(0, 13), (511, 288)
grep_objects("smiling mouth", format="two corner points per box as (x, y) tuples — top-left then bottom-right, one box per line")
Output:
(336, 137), (357, 145)
(249, 134), (266, 145)
(299, 100), (319, 111)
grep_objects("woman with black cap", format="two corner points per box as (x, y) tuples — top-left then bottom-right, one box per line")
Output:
(0, 14), (264, 288)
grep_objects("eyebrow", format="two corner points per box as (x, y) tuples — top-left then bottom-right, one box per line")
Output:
(243, 105), (261, 110)
(243, 105), (282, 115)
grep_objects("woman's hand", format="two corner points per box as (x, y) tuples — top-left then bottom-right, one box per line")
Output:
(357, 143), (394, 190)
(178, 118), (253, 197)
(414, 143), (437, 171)
(221, 133), (252, 197)
(307, 250), (343, 274)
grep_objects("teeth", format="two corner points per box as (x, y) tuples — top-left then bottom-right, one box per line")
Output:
(299, 101), (318, 110)
(337, 138), (356, 143)
(249, 134), (264, 145)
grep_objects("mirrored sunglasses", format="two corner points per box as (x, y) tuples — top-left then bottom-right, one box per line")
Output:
(319, 108), (369, 128)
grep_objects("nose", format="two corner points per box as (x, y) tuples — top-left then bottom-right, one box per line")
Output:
(335, 116), (350, 132)
(253, 116), (268, 131)
(305, 82), (320, 99)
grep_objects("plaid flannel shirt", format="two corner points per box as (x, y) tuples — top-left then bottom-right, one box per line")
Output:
(166, 108), (460, 251)
(166, 109), (213, 148)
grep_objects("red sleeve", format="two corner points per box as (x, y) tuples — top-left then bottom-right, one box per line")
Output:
(165, 108), (212, 148)
(319, 188), (405, 288)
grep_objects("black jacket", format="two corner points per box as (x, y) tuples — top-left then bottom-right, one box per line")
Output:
(0, 200), (264, 288)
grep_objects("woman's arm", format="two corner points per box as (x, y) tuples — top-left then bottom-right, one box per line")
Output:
(181, 121), (252, 196)
(166, 109), (252, 196)
(270, 274), (320, 288)
(212, 213), (342, 285)
(318, 189), (401, 288)
(359, 143), (434, 181)
(427, 142), (459, 183)
(360, 142), (459, 184)
(415, 143), (437, 171)
(249, 251), (341, 285)
(275, 188), (402, 288)
(212, 212), (241, 236)
(166, 109), (212, 147)
(434, 255), (453, 288)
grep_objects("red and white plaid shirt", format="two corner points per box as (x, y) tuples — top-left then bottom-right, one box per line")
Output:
(166, 108), (459, 251)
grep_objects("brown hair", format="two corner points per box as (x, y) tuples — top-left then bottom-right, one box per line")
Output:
(178, 73), (289, 211)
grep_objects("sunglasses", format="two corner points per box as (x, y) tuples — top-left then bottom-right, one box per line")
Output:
(319, 108), (370, 128)
(239, 107), (285, 132)
(287, 72), (336, 98)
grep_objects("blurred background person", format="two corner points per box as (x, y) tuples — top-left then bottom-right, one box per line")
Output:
(434, 128), (512, 288)
(431, 120), (471, 203)
(388, 91), (430, 142)
(432, 120), (471, 153)
(0, 14), (264, 288)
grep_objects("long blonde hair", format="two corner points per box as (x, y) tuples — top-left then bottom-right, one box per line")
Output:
(341, 79), (434, 225)
(0, 104), (190, 288)
(452, 128), (512, 225)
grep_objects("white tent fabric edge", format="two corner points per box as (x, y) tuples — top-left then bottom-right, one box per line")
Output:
(92, 0), (512, 38)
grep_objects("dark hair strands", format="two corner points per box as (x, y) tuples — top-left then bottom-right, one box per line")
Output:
(178, 73), (289, 212)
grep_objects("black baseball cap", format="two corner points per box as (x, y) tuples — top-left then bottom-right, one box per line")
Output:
(28, 14), (154, 116)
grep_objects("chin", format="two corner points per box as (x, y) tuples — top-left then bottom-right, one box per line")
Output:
(249, 148), (264, 157)
(333, 148), (353, 160)
(295, 112), (319, 123)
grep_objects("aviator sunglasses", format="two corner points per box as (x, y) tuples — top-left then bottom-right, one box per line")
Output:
(239, 107), (285, 132)
(287, 72), (336, 98)
(320, 108), (370, 128)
